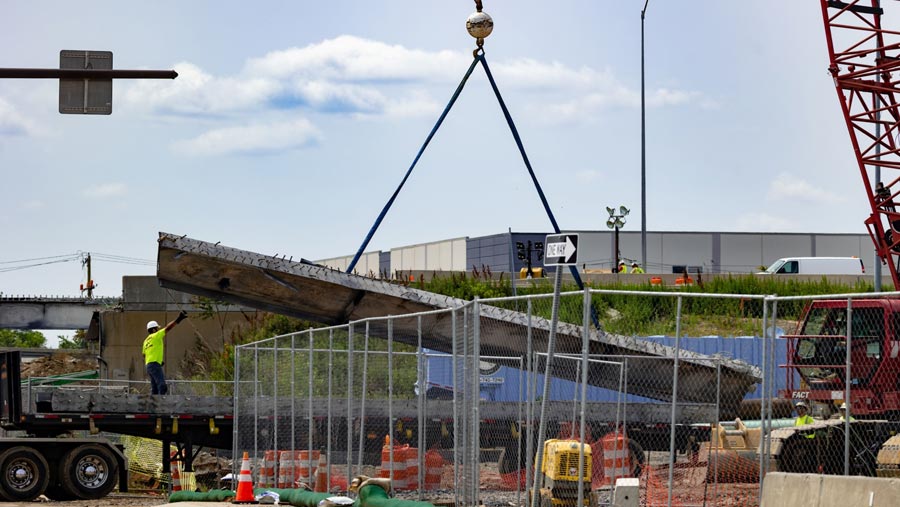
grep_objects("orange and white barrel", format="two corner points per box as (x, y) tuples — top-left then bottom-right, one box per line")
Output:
(171, 462), (183, 492)
(258, 450), (276, 488)
(277, 450), (296, 488)
(424, 449), (443, 490)
(600, 431), (632, 487)
(295, 450), (319, 484)
(379, 443), (409, 490)
(404, 447), (419, 491)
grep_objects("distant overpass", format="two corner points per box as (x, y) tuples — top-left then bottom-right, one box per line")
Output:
(0, 296), (120, 330)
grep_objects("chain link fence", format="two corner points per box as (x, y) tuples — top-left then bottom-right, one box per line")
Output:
(234, 287), (900, 507)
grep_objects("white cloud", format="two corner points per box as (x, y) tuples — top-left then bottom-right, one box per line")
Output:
(735, 212), (793, 231)
(0, 97), (38, 136)
(119, 35), (703, 123)
(244, 35), (466, 82)
(767, 172), (846, 204)
(83, 183), (128, 198)
(174, 119), (321, 156)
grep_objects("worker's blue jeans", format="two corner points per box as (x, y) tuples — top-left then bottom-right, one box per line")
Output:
(146, 361), (168, 395)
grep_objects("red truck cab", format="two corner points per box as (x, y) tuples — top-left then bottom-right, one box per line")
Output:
(782, 299), (900, 416)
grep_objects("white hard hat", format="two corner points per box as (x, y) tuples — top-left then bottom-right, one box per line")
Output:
(146, 320), (160, 331)
(795, 401), (808, 409)
(839, 402), (847, 410)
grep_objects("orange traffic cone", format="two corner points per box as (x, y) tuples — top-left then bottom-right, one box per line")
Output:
(314, 454), (328, 492)
(233, 451), (258, 504)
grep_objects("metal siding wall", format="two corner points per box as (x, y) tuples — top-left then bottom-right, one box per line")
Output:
(762, 235), (813, 266)
(815, 235), (868, 258)
(452, 238), (467, 271)
(390, 249), (403, 272)
(380, 252), (391, 275)
(576, 232), (613, 270)
(661, 233), (713, 271)
(426, 243), (441, 270)
(721, 234), (764, 273)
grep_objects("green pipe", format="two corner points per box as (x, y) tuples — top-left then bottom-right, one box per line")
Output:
(354, 483), (434, 507)
(168, 488), (333, 505)
(168, 489), (235, 502)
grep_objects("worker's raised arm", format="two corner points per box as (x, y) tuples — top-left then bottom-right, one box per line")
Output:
(164, 310), (188, 332)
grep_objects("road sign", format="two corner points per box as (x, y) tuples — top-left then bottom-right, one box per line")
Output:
(544, 233), (579, 266)
(59, 50), (113, 114)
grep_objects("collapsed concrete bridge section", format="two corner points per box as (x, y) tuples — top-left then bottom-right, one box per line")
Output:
(156, 232), (761, 419)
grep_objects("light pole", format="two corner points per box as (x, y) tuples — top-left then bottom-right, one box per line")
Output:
(607, 206), (630, 272)
(641, 0), (650, 272)
(516, 240), (544, 278)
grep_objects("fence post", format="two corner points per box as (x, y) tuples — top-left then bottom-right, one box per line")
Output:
(308, 329), (314, 480)
(667, 295), (683, 507)
(524, 299), (534, 507)
(254, 343), (260, 472)
(388, 318), (394, 480)
(845, 297), (853, 476)
(357, 322), (370, 472)
(451, 307), (460, 507)
(273, 337), (279, 481)
(578, 286), (590, 507)
(417, 315), (425, 498)
(714, 358), (721, 505)
(347, 323), (354, 481)
(759, 298), (768, 489)
(473, 297), (481, 506)
(327, 329), (334, 486)
(530, 267), (563, 507)
(233, 345), (241, 480)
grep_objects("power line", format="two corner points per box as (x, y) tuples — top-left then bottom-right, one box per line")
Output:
(0, 257), (80, 273)
(0, 253), (81, 265)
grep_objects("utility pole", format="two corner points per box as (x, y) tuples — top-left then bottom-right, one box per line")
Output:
(641, 0), (651, 271)
(80, 253), (96, 298)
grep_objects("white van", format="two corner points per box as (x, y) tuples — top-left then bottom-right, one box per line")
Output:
(759, 257), (865, 275)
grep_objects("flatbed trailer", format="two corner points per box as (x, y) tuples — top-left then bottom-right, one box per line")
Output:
(0, 351), (234, 501)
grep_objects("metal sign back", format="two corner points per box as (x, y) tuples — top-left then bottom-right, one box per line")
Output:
(59, 50), (112, 114)
(544, 233), (579, 266)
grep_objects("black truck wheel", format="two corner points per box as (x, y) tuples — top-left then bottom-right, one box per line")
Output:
(59, 444), (119, 499)
(0, 446), (50, 501)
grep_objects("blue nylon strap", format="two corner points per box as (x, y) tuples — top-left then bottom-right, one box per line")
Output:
(346, 57), (481, 274)
(345, 52), (599, 329)
(477, 55), (595, 301)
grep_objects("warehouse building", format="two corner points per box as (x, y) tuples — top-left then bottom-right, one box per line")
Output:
(317, 230), (872, 275)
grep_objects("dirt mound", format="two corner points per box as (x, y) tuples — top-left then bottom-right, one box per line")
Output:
(20, 352), (97, 379)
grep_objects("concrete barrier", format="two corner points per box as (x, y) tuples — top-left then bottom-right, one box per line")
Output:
(761, 472), (900, 506)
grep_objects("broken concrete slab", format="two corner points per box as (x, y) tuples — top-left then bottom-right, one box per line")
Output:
(157, 233), (760, 418)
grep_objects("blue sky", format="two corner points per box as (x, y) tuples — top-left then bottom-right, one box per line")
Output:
(0, 1), (879, 301)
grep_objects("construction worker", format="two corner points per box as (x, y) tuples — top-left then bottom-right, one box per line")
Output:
(143, 310), (188, 395)
(618, 261), (628, 273)
(631, 262), (645, 274)
(793, 401), (818, 472)
(838, 402), (855, 422)
(794, 401), (815, 428)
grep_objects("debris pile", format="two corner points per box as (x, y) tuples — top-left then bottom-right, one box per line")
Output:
(20, 352), (96, 379)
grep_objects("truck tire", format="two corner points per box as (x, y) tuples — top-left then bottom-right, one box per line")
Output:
(58, 444), (119, 500)
(0, 446), (50, 502)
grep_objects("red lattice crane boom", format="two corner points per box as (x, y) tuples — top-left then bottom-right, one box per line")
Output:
(821, 0), (900, 289)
